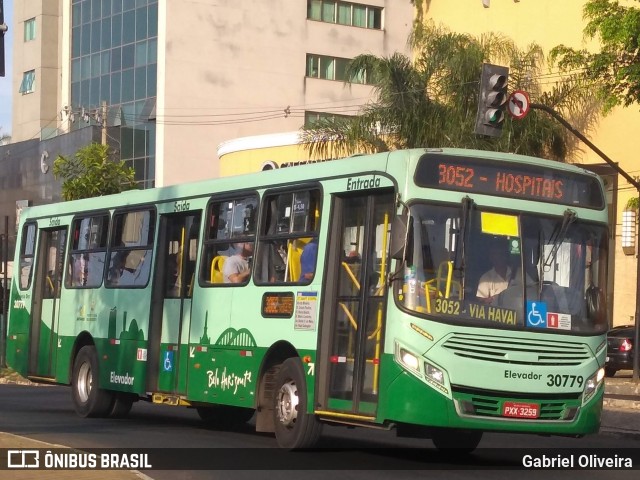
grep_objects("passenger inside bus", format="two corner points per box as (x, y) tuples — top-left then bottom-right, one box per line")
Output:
(299, 239), (318, 281)
(223, 242), (253, 283)
(476, 243), (512, 304)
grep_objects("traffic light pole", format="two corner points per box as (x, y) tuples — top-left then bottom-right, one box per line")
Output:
(0, 216), (7, 368)
(531, 102), (640, 382)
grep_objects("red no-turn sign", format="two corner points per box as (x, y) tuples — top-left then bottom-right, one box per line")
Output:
(507, 90), (530, 119)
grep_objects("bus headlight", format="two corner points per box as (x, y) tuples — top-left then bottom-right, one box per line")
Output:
(425, 362), (444, 385)
(583, 367), (605, 404)
(394, 342), (421, 375)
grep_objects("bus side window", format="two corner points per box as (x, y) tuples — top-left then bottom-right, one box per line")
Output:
(201, 195), (258, 286)
(106, 209), (156, 288)
(19, 223), (37, 290)
(67, 214), (109, 288)
(256, 189), (321, 284)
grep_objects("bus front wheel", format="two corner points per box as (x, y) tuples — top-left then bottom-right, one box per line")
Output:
(431, 428), (483, 453)
(273, 358), (322, 449)
(71, 345), (113, 418)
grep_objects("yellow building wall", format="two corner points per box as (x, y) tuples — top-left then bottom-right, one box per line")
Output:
(220, 144), (311, 177)
(427, 0), (638, 326)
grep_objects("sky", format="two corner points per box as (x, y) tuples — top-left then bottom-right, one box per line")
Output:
(0, 0), (13, 137)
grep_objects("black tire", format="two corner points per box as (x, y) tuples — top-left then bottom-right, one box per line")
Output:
(604, 367), (617, 378)
(432, 428), (483, 453)
(273, 357), (322, 449)
(109, 394), (134, 418)
(71, 345), (114, 418)
(196, 405), (254, 429)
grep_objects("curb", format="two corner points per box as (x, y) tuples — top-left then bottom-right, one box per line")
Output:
(599, 426), (640, 440)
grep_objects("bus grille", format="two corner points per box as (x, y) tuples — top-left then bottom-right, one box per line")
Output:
(456, 391), (574, 420)
(441, 333), (591, 366)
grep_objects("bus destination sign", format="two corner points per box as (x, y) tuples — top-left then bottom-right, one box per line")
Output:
(415, 154), (604, 209)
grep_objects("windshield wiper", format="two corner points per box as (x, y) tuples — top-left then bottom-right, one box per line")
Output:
(455, 196), (473, 299)
(538, 209), (577, 298)
(543, 209), (577, 269)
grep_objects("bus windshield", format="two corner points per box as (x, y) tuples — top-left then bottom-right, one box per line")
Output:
(397, 202), (608, 335)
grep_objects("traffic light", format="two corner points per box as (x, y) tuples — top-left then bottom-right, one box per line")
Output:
(474, 63), (509, 137)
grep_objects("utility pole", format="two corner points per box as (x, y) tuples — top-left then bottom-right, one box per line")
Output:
(0, 0), (7, 77)
(101, 101), (108, 146)
(531, 103), (640, 382)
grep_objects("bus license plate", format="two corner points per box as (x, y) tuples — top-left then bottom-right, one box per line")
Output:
(502, 402), (539, 419)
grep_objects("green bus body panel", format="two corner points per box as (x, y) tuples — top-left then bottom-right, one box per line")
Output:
(379, 355), (602, 434)
(5, 148), (607, 439)
(6, 279), (31, 376)
(97, 337), (148, 393)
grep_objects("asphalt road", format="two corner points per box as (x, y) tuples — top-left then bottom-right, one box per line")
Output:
(0, 384), (638, 480)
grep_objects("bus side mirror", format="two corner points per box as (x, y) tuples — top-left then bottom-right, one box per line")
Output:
(390, 213), (408, 260)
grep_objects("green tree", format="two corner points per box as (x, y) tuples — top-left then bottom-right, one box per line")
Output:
(53, 143), (137, 201)
(551, 0), (640, 112)
(302, 23), (601, 161)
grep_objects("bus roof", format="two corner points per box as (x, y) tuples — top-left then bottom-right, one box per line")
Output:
(19, 148), (602, 220)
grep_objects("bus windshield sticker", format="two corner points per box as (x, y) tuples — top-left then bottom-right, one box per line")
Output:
(547, 312), (571, 330)
(480, 212), (519, 237)
(294, 291), (318, 331)
(526, 300), (547, 328)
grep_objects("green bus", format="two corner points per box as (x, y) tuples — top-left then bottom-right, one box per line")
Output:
(6, 148), (609, 450)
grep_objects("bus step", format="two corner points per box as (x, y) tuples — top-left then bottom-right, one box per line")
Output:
(151, 393), (191, 406)
(27, 375), (58, 385)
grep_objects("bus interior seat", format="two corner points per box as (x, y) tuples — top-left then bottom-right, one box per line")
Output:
(210, 256), (227, 283)
(287, 238), (311, 282)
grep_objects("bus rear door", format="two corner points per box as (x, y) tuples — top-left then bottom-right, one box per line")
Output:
(29, 226), (67, 379)
(148, 212), (201, 395)
(317, 192), (394, 419)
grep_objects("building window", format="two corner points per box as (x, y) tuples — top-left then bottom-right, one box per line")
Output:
(24, 18), (36, 41)
(19, 70), (36, 94)
(304, 111), (353, 127)
(308, 1), (382, 29)
(306, 54), (371, 84)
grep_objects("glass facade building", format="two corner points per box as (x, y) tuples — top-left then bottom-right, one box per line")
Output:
(70, 0), (158, 188)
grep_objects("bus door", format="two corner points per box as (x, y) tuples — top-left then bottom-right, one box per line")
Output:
(317, 192), (394, 418)
(29, 227), (67, 378)
(149, 212), (201, 394)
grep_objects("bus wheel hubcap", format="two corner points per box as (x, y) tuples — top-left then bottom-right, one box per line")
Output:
(276, 380), (299, 428)
(77, 363), (92, 403)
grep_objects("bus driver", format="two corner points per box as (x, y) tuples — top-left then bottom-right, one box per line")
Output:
(476, 244), (511, 304)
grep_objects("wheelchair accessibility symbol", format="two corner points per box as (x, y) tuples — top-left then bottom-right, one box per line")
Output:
(163, 351), (174, 372)
(526, 301), (547, 328)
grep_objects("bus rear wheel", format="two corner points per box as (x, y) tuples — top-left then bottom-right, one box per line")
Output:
(109, 394), (134, 418)
(431, 428), (483, 453)
(272, 358), (322, 449)
(71, 345), (113, 418)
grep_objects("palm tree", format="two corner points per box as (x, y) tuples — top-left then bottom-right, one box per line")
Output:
(301, 23), (601, 162)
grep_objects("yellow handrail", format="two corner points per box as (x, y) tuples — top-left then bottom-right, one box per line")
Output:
(338, 302), (358, 330)
(341, 262), (360, 290)
(371, 212), (389, 395)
